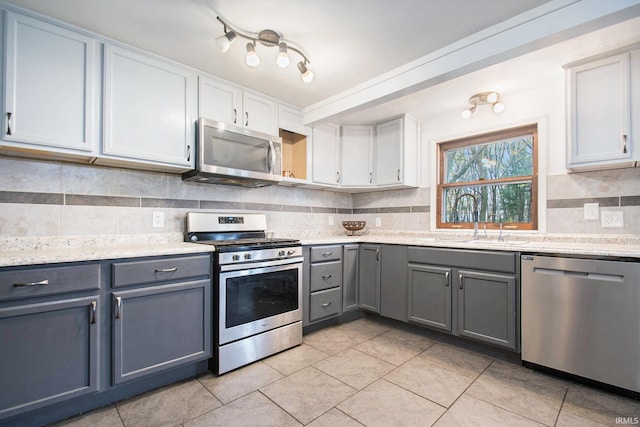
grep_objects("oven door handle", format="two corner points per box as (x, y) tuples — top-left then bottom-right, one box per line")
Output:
(219, 256), (304, 272)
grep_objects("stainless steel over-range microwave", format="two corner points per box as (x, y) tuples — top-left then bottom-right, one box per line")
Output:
(182, 117), (282, 187)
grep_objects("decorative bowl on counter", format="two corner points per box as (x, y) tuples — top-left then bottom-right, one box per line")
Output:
(342, 221), (366, 236)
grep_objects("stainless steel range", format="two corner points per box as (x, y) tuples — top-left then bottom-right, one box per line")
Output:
(186, 212), (302, 374)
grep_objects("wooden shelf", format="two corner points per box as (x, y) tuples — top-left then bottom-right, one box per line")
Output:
(280, 129), (307, 180)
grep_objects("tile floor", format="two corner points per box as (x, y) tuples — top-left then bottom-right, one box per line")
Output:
(54, 317), (639, 427)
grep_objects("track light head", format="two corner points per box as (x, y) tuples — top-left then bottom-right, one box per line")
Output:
(297, 61), (314, 83)
(246, 42), (260, 67)
(215, 30), (236, 52)
(277, 42), (290, 68)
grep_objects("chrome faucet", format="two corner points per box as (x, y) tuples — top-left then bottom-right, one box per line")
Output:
(487, 214), (505, 242)
(452, 193), (479, 240)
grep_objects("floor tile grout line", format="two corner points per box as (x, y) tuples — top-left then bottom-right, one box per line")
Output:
(552, 387), (571, 427)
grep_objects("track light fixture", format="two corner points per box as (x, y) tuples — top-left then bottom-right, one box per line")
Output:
(215, 16), (313, 83)
(461, 92), (505, 119)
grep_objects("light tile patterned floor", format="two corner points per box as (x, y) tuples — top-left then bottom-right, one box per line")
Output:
(54, 317), (640, 427)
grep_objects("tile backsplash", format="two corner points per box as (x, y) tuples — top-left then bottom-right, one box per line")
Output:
(0, 157), (638, 239)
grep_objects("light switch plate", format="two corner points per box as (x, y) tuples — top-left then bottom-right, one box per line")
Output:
(375, 217), (381, 227)
(601, 211), (623, 228)
(328, 215), (334, 226)
(583, 203), (599, 220)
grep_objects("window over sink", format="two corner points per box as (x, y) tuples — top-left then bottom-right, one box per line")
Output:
(436, 124), (538, 231)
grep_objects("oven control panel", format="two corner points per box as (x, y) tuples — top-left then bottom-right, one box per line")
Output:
(218, 246), (303, 266)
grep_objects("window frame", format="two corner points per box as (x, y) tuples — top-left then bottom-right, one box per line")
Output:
(436, 124), (539, 231)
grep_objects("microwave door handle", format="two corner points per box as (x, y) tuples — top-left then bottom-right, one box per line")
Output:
(268, 140), (276, 173)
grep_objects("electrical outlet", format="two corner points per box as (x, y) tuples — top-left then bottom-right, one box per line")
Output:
(152, 211), (164, 228)
(583, 203), (599, 220)
(375, 217), (381, 227)
(328, 215), (334, 226)
(601, 211), (623, 228)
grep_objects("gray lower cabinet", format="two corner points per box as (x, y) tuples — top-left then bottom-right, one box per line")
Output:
(110, 255), (212, 384)
(407, 247), (519, 351)
(380, 244), (408, 322)
(408, 264), (452, 332)
(342, 244), (359, 312)
(0, 263), (101, 420)
(457, 269), (516, 349)
(304, 245), (343, 325)
(359, 244), (381, 313)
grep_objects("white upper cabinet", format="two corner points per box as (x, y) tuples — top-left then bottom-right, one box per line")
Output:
(375, 116), (419, 187)
(278, 104), (307, 135)
(2, 11), (98, 154)
(312, 123), (340, 186)
(341, 125), (374, 187)
(102, 45), (197, 169)
(198, 76), (278, 136)
(567, 49), (638, 171)
(198, 76), (242, 126)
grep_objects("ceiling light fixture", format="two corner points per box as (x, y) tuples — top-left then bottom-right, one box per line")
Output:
(215, 16), (313, 83)
(461, 92), (505, 119)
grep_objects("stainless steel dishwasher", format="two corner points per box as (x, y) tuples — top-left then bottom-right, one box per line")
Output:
(521, 255), (640, 393)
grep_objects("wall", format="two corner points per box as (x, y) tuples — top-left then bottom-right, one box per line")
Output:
(352, 19), (640, 236)
(0, 157), (353, 238)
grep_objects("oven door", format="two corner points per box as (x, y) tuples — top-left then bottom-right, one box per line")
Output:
(218, 257), (302, 345)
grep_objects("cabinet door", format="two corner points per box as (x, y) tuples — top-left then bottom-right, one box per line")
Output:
(407, 264), (452, 332)
(380, 244), (408, 322)
(243, 92), (278, 136)
(342, 244), (359, 312)
(568, 53), (632, 167)
(103, 45), (196, 167)
(279, 104), (307, 135)
(198, 76), (242, 126)
(375, 118), (403, 185)
(457, 270), (517, 350)
(341, 125), (374, 186)
(312, 123), (340, 186)
(359, 244), (381, 313)
(2, 11), (97, 152)
(112, 280), (211, 384)
(0, 296), (99, 419)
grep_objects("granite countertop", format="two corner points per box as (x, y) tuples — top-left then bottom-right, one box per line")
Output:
(1, 232), (639, 268)
(299, 233), (640, 258)
(0, 234), (215, 267)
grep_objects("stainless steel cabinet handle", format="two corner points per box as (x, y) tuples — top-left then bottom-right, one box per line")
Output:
(336, 171), (340, 183)
(376, 248), (380, 261)
(322, 252), (333, 257)
(233, 108), (237, 124)
(459, 274), (464, 290)
(13, 279), (48, 287)
(245, 112), (249, 127)
(155, 267), (178, 273)
(287, 250), (296, 255)
(622, 134), (628, 154)
(6, 112), (12, 135)
(115, 296), (122, 319)
(187, 145), (191, 161)
(90, 301), (97, 324)
(369, 171), (373, 184)
(321, 302), (332, 308)
(322, 274), (333, 280)
(445, 271), (450, 287)
(397, 169), (401, 181)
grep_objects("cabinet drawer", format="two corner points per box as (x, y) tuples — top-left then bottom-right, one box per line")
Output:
(310, 262), (342, 292)
(309, 287), (342, 322)
(407, 247), (516, 274)
(112, 255), (210, 288)
(310, 245), (342, 263)
(0, 263), (100, 301)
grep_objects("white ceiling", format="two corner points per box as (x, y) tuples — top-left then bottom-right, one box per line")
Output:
(5, 0), (553, 109)
(4, 0), (640, 125)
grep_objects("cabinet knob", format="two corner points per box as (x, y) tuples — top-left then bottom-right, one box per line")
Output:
(322, 274), (333, 280)
(6, 112), (12, 136)
(13, 279), (48, 287)
(115, 296), (122, 319)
